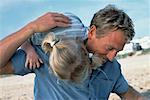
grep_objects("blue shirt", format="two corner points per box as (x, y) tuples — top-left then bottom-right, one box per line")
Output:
(11, 45), (128, 100)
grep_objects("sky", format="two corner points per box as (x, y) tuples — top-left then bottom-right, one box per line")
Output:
(0, 0), (149, 39)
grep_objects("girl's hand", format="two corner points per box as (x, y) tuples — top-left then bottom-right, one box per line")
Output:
(25, 47), (43, 69)
(21, 41), (43, 69)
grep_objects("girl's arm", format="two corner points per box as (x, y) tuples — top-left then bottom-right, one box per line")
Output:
(21, 41), (43, 69)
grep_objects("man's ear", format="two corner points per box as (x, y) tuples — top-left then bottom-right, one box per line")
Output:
(88, 25), (97, 39)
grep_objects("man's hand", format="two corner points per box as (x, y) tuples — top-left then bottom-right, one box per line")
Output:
(29, 12), (71, 33)
(0, 12), (71, 67)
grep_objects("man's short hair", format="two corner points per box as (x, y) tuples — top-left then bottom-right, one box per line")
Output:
(90, 4), (135, 42)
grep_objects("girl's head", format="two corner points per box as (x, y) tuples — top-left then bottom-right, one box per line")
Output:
(42, 33), (90, 83)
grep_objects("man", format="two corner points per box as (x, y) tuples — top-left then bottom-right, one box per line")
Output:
(0, 5), (145, 100)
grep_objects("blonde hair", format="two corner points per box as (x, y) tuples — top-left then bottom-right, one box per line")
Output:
(42, 33), (90, 83)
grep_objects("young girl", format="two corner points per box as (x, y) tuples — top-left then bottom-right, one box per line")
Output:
(41, 33), (91, 83)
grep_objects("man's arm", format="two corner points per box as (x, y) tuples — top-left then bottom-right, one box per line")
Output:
(0, 24), (33, 67)
(0, 61), (14, 75)
(119, 85), (146, 100)
(0, 12), (71, 67)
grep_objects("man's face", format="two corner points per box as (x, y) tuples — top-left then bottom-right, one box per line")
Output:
(87, 26), (127, 62)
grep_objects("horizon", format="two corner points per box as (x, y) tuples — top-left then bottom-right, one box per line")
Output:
(0, 0), (149, 39)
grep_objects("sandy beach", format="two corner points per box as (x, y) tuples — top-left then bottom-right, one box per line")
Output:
(109, 53), (150, 100)
(0, 53), (150, 100)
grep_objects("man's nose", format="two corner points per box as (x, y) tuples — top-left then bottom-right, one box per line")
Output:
(106, 50), (117, 61)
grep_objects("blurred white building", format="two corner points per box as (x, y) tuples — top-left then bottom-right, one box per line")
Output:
(134, 36), (150, 49)
(118, 36), (150, 55)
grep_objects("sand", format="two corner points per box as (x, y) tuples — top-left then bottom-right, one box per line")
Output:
(0, 53), (150, 100)
(109, 53), (150, 100)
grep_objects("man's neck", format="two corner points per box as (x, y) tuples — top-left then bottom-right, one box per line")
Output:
(84, 38), (90, 52)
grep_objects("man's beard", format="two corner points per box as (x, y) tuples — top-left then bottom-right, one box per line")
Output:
(90, 54), (107, 70)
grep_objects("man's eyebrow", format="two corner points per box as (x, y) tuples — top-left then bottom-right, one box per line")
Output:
(107, 45), (123, 52)
(111, 45), (123, 52)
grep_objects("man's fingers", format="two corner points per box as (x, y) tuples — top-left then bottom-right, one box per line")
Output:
(52, 12), (72, 26)
(45, 12), (71, 24)
(50, 12), (70, 20)
(55, 21), (71, 27)
(54, 17), (71, 24)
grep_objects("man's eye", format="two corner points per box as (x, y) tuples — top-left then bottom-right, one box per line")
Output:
(106, 47), (113, 51)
